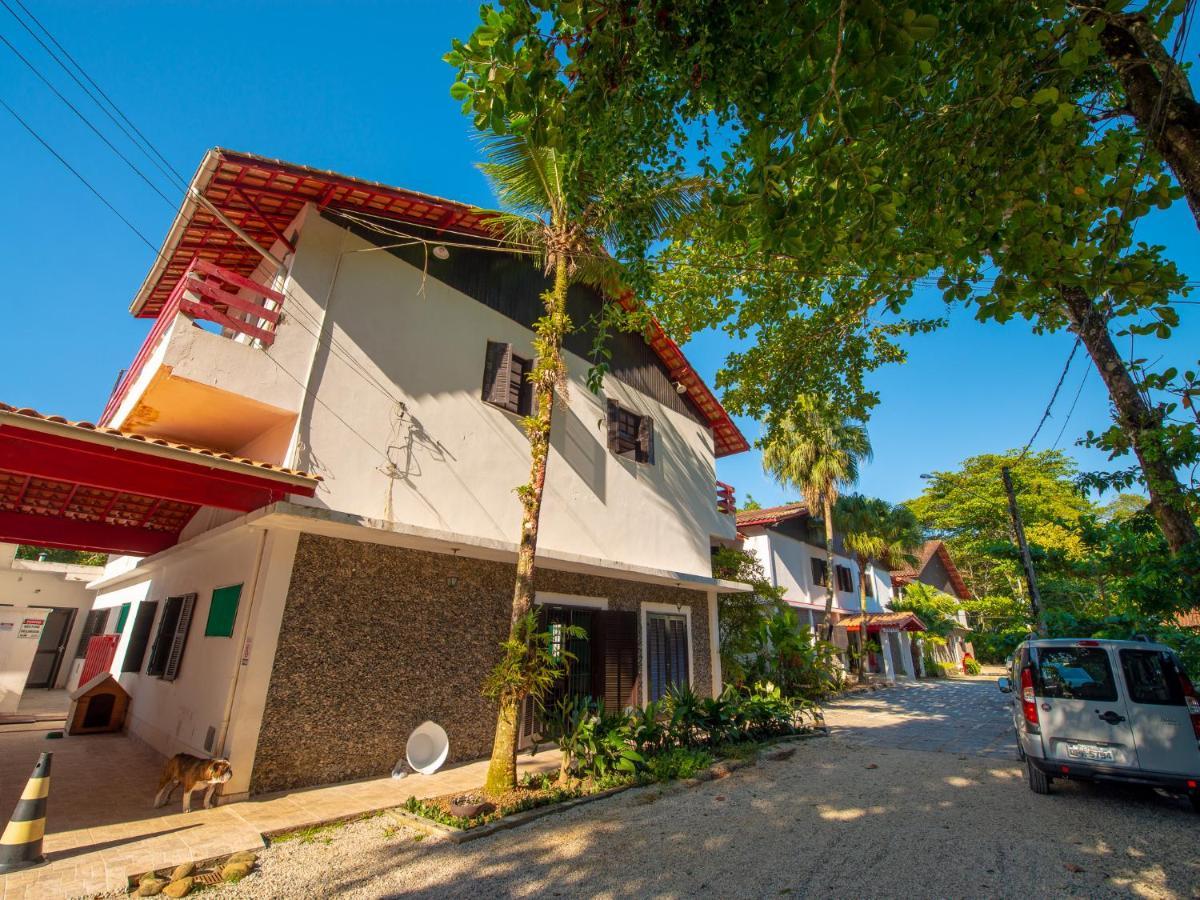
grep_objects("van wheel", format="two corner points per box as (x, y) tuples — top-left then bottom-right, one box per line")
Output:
(1027, 759), (1051, 795)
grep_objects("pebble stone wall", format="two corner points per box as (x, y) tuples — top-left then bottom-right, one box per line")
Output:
(248, 532), (715, 794)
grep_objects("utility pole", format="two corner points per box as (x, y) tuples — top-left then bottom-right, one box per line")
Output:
(1001, 465), (1046, 636)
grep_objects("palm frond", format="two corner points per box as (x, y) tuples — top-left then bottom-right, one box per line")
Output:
(475, 132), (564, 221)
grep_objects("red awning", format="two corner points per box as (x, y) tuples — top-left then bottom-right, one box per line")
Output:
(840, 611), (928, 633)
(0, 403), (319, 557)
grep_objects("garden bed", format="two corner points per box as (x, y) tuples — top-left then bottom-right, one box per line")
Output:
(396, 731), (828, 844)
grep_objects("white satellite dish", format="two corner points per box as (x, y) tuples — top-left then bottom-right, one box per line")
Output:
(406, 721), (449, 775)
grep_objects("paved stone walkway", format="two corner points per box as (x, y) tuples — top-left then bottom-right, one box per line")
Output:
(823, 676), (1016, 759)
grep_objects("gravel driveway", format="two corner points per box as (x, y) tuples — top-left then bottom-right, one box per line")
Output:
(218, 680), (1199, 899)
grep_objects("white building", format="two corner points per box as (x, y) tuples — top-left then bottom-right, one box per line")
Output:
(736, 503), (926, 680)
(0, 149), (751, 799)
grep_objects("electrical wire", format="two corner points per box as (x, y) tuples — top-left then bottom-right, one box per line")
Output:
(1018, 337), (1081, 459)
(1050, 364), (1091, 452)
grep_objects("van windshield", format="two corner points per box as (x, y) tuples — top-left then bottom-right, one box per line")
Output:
(1036, 647), (1118, 702)
(1119, 649), (1185, 706)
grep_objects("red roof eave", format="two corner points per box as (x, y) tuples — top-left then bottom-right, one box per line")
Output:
(131, 148), (748, 457)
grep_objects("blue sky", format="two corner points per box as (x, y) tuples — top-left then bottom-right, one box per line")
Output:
(1, 1), (1196, 508)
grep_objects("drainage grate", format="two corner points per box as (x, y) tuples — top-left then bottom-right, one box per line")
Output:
(194, 872), (223, 886)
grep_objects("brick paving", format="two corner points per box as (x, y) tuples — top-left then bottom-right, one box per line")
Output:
(823, 676), (1017, 759)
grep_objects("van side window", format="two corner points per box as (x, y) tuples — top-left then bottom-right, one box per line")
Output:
(1036, 647), (1117, 702)
(1119, 650), (1185, 706)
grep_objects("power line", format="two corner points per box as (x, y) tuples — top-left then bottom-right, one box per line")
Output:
(0, 97), (160, 253)
(1019, 337), (1081, 459)
(1050, 365), (1090, 452)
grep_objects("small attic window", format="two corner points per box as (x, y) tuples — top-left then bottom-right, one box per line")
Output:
(606, 400), (654, 464)
(481, 341), (533, 416)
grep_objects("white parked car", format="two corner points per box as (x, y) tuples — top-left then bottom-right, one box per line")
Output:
(998, 638), (1200, 809)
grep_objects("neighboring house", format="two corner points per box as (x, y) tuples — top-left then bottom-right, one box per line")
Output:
(735, 503), (926, 680)
(889, 539), (975, 666)
(0, 149), (750, 799)
(0, 543), (102, 699)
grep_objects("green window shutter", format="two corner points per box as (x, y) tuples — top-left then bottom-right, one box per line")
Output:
(205, 584), (243, 637)
(116, 602), (131, 633)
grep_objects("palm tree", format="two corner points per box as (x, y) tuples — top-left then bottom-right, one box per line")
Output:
(476, 133), (698, 796)
(834, 495), (924, 681)
(761, 398), (871, 642)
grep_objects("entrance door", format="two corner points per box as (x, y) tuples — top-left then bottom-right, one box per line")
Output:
(25, 607), (76, 689)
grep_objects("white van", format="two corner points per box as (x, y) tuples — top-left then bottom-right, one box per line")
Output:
(998, 638), (1200, 809)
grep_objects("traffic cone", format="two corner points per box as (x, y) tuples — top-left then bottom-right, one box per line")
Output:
(0, 752), (51, 873)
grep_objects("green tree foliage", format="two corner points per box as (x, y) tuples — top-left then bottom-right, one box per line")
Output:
(891, 582), (964, 640)
(15, 546), (107, 567)
(761, 397), (871, 639)
(710, 546), (787, 684)
(447, 0), (1200, 560)
(907, 450), (1095, 598)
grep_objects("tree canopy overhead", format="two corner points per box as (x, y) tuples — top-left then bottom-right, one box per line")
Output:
(450, 0), (1199, 560)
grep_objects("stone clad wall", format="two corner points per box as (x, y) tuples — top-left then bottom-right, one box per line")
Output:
(249, 533), (714, 795)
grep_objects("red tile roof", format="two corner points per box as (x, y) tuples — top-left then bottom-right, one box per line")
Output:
(734, 502), (809, 529)
(1177, 608), (1200, 628)
(889, 539), (972, 600)
(130, 148), (749, 457)
(839, 611), (928, 632)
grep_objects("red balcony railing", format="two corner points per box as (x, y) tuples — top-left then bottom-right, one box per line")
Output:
(716, 481), (736, 515)
(100, 259), (285, 426)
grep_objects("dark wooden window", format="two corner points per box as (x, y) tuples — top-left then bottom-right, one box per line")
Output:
(810, 558), (829, 587)
(646, 613), (689, 702)
(122, 601), (158, 673)
(74, 608), (110, 658)
(591, 610), (639, 712)
(481, 340), (533, 416)
(864, 574), (874, 598)
(146, 594), (196, 680)
(606, 400), (654, 464)
(836, 565), (854, 593)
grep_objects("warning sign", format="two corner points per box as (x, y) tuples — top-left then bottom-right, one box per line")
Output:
(17, 618), (44, 639)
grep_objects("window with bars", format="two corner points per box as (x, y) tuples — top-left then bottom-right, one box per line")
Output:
(835, 565), (855, 593)
(810, 558), (829, 588)
(481, 340), (533, 416)
(606, 400), (655, 464)
(646, 612), (689, 702)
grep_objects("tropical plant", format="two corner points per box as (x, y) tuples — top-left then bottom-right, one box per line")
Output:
(750, 609), (842, 700)
(644, 747), (714, 782)
(475, 132), (699, 796)
(834, 495), (924, 681)
(762, 397), (872, 641)
(711, 546), (788, 685)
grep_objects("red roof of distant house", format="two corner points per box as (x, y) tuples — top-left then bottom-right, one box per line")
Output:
(839, 611), (928, 633)
(1177, 608), (1200, 628)
(735, 502), (809, 529)
(889, 539), (972, 600)
(129, 148), (748, 457)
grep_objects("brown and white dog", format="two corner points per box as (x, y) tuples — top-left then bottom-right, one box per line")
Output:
(154, 754), (233, 812)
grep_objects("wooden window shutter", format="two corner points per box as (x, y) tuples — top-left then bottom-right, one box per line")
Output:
(161, 593), (196, 682)
(481, 340), (514, 408)
(74, 608), (109, 658)
(605, 399), (620, 453)
(590, 610), (638, 713)
(637, 414), (655, 464)
(146, 596), (181, 677)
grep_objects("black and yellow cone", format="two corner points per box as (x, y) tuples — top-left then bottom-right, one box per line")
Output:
(0, 752), (51, 873)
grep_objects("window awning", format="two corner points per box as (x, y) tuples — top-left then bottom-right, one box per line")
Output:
(0, 403), (320, 556)
(839, 611), (927, 633)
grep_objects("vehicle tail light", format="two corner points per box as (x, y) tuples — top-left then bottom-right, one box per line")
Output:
(1177, 669), (1200, 740)
(1020, 666), (1039, 730)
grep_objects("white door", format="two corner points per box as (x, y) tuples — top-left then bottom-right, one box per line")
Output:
(1115, 647), (1200, 777)
(1034, 644), (1138, 768)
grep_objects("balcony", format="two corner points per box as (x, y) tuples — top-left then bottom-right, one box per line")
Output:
(716, 481), (736, 515)
(100, 260), (300, 463)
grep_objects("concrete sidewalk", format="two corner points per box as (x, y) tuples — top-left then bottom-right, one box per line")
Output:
(0, 728), (560, 899)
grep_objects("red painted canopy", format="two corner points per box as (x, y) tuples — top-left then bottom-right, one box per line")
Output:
(0, 403), (319, 557)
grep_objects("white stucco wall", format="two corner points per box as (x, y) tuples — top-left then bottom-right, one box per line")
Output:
(742, 527), (895, 615)
(266, 211), (728, 576)
(91, 526), (294, 787)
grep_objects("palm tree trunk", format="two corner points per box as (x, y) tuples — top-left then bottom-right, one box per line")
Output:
(821, 496), (837, 642)
(483, 258), (569, 797)
(856, 558), (870, 683)
(1059, 286), (1199, 562)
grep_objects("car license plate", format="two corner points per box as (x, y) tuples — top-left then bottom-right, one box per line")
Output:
(1066, 743), (1115, 762)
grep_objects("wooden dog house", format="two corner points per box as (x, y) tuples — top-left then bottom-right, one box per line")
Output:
(68, 674), (130, 735)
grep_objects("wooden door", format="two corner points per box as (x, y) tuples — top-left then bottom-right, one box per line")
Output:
(26, 607), (76, 689)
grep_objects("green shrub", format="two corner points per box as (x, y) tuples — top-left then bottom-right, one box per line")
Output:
(936, 661), (958, 677)
(644, 747), (713, 782)
(964, 657), (982, 675)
